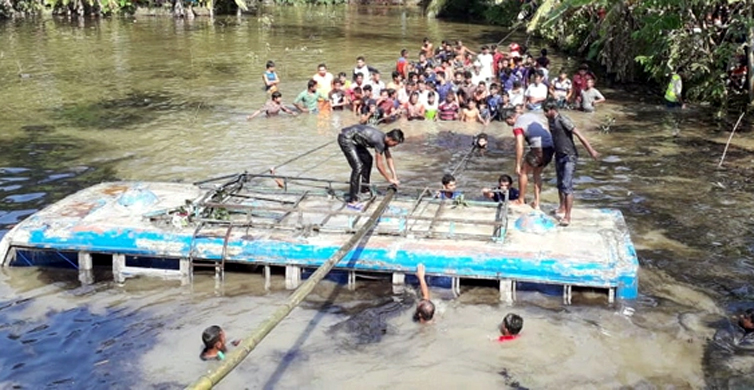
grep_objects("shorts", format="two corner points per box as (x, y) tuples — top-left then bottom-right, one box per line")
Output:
(555, 155), (577, 194)
(665, 100), (682, 109)
(524, 147), (554, 168)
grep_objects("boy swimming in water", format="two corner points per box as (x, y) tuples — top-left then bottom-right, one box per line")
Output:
(482, 174), (520, 202)
(200, 325), (228, 361)
(498, 313), (523, 342)
(436, 173), (460, 200)
(414, 264), (435, 323)
(247, 91), (295, 120)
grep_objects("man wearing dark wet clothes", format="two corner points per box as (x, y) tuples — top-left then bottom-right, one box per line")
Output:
(337, 124), (404, 204)
(543, 99), (599, 226)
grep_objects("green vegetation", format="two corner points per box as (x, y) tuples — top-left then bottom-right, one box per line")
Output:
(0, 0), (248, 18)
(0, 0), (355, 18)
(435, 0), (754, 115)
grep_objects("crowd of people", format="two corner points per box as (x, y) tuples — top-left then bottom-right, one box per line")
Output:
(248, 39), (610, 228)
(248, 39), (608, 124)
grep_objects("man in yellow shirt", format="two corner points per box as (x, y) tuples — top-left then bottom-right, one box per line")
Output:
(312, 63), (334, 96)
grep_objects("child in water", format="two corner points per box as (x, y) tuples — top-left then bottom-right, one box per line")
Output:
(498, 313), (523, 342)
(262, 60), (279, 93)
(425, 91), (439, 120)
(247, 91), (295, 120)
(436, 173), (460, 200)
(200, 325), (240, 361)
(414, 264), (435, 323)
(200, 325), (228, 361)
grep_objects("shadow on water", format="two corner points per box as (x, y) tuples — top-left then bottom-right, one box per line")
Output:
(702, 314), (754, 390)
(52, 91), (213, 130)
(0, 269), (168, 389)
(0, 131), (120, 236)
(261, 282), (346, 390)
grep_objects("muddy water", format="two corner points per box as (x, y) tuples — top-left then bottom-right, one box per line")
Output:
(1, 7), (754, 389)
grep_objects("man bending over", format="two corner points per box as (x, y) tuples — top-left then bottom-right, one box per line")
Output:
(337, 124), (404, 206)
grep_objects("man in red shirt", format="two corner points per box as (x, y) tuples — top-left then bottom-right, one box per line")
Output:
(396, 49), (409, 79)
(570, 63), (597, 106)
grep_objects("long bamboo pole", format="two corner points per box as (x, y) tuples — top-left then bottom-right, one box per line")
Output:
(184, 187), (397, 390)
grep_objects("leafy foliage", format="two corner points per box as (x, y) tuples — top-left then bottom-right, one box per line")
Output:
(437, 0), (753, 114)
(432, 0), (521, 26)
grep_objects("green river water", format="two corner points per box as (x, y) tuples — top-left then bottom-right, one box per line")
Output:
(1, 6), (754, 389)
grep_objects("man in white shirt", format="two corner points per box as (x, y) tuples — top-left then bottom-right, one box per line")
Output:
(353, 56), (371, 81)
(509, 80), (525, 107)
(369, 71), (385, 97)
(471, 62), (486, 86)
(477, 45), (494, 82)
(524, 71), (548, 111)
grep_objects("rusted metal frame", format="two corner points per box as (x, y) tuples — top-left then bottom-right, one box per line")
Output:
(202, 202), (504, 230)
(427, 200), (448, 235)
(188, 222), (206, 261)
(371, 228), (494, 241)
(402, 187), (430, 236)
(227, 192), (298, 204)
(275, 191), (309, 224)
(492, 190), (509, 242)
(315, 202), (348, 230)
(195, 219), (306, 235)
(218, 225), (234, 280)
(244, 173), (347, 187)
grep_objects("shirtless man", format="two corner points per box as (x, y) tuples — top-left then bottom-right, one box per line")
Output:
(421, 38), (434, 57)
(460, 99), (488, 125)
(246, 91), (295, 120)
(503, 109), (554, 209)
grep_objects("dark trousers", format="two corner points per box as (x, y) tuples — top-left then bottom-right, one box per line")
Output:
(338, 134), (372, 202)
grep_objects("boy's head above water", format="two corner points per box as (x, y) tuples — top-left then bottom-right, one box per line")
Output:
(441, 173), (456, 190)
(414, 299), (435, 323)
(499, 313), (523, 336)
(202, 325), (227, 352)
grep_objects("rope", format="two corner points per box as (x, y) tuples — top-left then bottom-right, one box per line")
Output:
(258, 140), (336, 175)
(193, 141), (335, 186)
(449, 142), (478, 177)
(294, 151), (341, 177)
(184, 187), (397, 390)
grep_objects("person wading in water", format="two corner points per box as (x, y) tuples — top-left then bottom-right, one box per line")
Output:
(337, 124), (404, 207)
